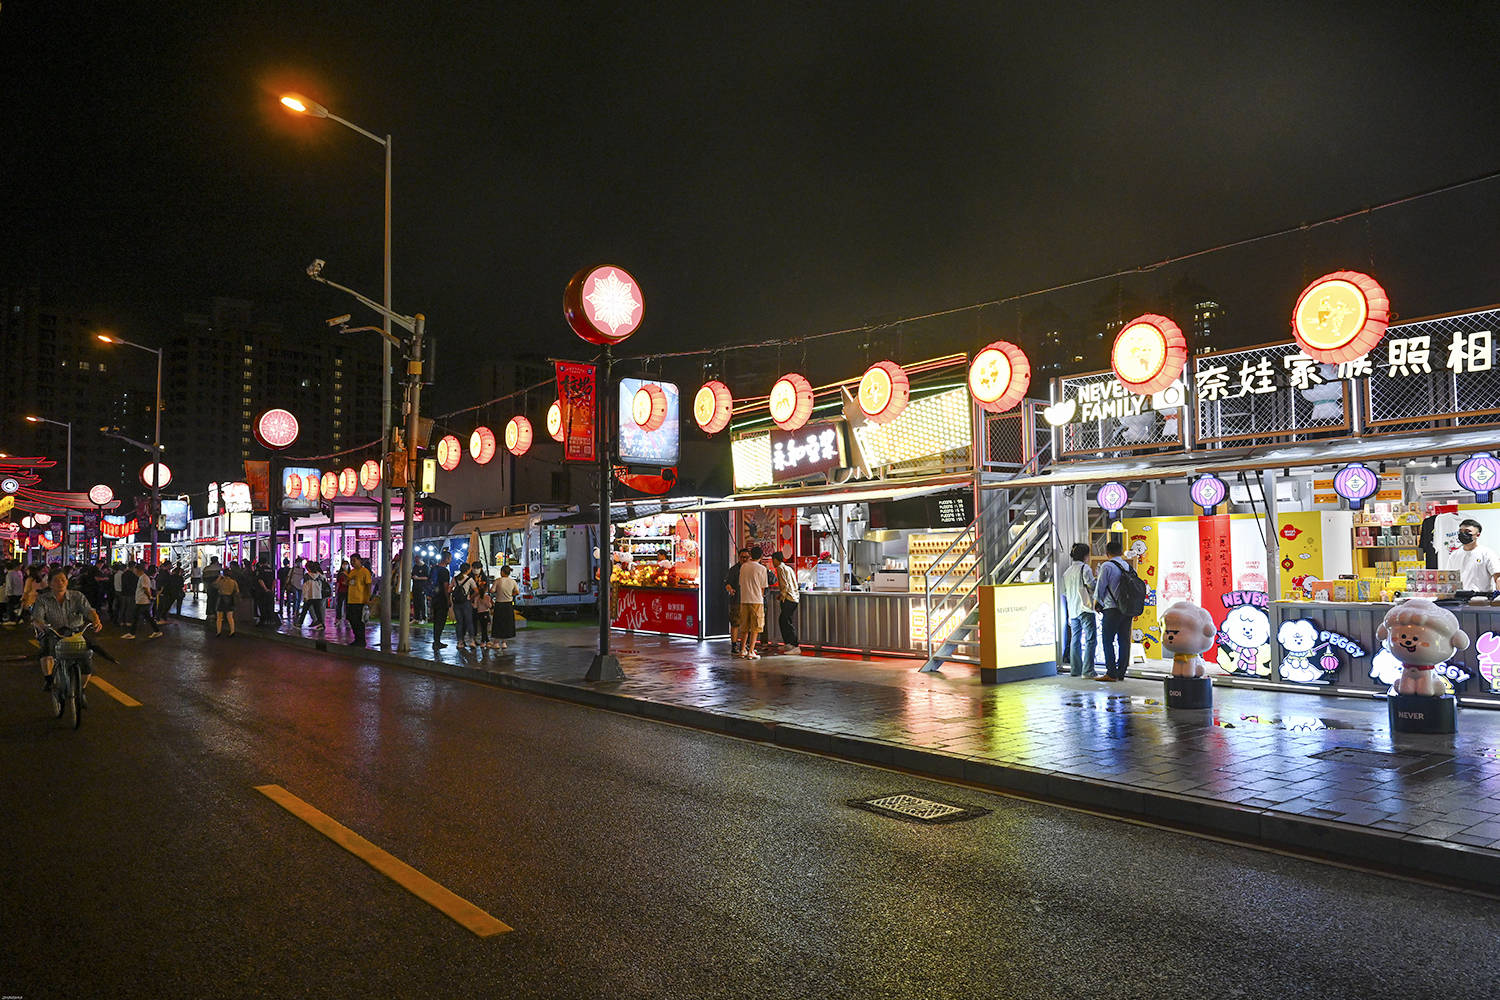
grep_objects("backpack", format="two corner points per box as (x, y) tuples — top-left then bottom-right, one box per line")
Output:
(1110, 558), (1148, 618)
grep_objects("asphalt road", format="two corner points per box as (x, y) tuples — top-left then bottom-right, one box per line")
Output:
(2, 621), (1497, 1000)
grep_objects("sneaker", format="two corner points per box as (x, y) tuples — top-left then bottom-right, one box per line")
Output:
(500, 642), (508, 650)
(748, 652), (761, 660)
(121, 633), (135, 640)
(148, 632), (163, 639)
(433, 641), (447, 649)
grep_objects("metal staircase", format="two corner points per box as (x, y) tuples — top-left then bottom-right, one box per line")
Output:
(919, 457), (1056, 673)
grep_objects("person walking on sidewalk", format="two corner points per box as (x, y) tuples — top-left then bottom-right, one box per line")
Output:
(737, 545), (769, 659)
(214, 568), (240, 636)
(491, 564), (519, 650)
(429, 549), (453, 649)
(299, 563), (326, 630)
(203, 557), (222, 619)
(190, 559), (202, 599)
(1093, 539), (1135, 682)
(472, 569), (494, 649)
(452, 562), (477, 649)
(411, 557), (430, 622)
(1061, 542), (1098, 677)
(4, 560), (23, 624)
(344, 553), (373, 647)
(725, 548), (747, 656)
(770, 550), (799, 651)
(286, 558), (305, 622)
(334, 560), (349, 628)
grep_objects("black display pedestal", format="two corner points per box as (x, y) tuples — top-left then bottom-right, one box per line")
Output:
(1164, 675), (1213, 709)
(1388, 693), (1457, 734)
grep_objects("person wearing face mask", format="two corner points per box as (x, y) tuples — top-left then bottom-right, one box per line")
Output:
(1452, 519), (1500, 593)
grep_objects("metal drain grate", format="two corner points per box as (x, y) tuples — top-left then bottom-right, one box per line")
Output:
(1310, 747), (1450, 769)
(849, 792), (990, 824)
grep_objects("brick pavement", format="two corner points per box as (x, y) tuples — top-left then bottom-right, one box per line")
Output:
(174, 592), (1500, 888)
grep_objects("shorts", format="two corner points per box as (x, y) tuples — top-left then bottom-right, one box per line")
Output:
(738, 603), (765, 633)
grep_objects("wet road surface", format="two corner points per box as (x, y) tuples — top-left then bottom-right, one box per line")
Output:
(3, 623), (1498, 999)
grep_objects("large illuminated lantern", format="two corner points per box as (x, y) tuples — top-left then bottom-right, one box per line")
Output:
(1111, 314), (1187, 395)
(470, 426), (496, 465)
(360, 459), (381, 491)
(858, 361), (910, 424)
(436, 434), (461, 471)
(564, 265), (644, 346)
(320, 472), (339, 501)
(631, 383), (669, 432)
(546, 400), (566, 443)
(769, 373), (815, 431)
(338, 468), (358, 497)
(505, 415), (534, 456)
(1291, 271), (1390, 363)
(693, 380), (733, 434)
(968, 341), (1030, 413)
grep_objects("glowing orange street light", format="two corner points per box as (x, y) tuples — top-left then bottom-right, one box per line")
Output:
(279, 93), (329, 118)
(96, 333), (117, 344)
(25, 416), (39, 423)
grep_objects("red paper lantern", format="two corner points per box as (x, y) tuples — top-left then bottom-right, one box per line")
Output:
(505, 415), (534, 456)
(360, 459), (381, 491)
(631, 383), (669, 431)
(1111, 315), (1186, 395)
(253, 408), (299, 450)
(546, 400), (565, 442)
(768, 373), (814, 431)
(693, 380), (733, 434)
(1292, 270), (1390, 363)
(338, 468), (358, 497)
(470, 426), (496, 465)
(320, 472), (339, 501)
(858, 360), (910, 424)
(564, 265), (644, 345)
(968, 341), (1032, 413)
(284, 472), (302, 499)
(436, 435), (461, 471)
(303, 473), (319, 499)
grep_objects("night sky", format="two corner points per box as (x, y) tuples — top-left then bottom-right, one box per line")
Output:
(5, 3), (1500, 402)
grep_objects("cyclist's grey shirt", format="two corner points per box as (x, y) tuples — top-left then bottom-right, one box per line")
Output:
(33, 590), (93, 630)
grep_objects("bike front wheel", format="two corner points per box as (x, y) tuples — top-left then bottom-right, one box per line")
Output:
(70, 664), (83, 729)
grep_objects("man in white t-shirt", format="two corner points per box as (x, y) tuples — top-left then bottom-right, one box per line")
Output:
(1452, 519), (1500, 593)
(737, 545), (770, 659)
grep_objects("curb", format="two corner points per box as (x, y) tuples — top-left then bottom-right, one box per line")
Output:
(179, 614), (1500, 893)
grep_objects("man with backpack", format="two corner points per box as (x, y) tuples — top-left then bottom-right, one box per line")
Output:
(1093, 538), (1146, 681)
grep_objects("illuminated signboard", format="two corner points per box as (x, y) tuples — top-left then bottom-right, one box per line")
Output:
(420, 457), (437, 494)
(87, 484), (113, 506)
(222, 482), (253, 514)
(564, 265), (644, 345)
(159, 498), (191, 531)
(253, 408), (300, 450)
(973, 582), (1056, 669)
(618, 377), (679, 466)
(770, 420), (847, 483)
(281, 466), (322, 513)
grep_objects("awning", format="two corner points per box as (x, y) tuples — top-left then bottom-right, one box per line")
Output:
(691, 474), (971, 512)
(988, 425), (1497, 490)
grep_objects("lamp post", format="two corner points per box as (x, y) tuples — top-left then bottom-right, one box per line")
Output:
(305, 261), (424, 653)
(25, 415), (72, 563)
(97, 334), (163, 567)
(280, 92), (395, 651)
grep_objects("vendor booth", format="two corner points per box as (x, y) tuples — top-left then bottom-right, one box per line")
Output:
(1016, 301), (1500, 708)
(608, 498), (730, 641)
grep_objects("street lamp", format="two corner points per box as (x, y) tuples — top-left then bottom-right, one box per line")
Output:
(97, 333), (163, 567)
(26, 414), (73, 563)
(304, 262), (425, 653)
(279, 91), (395, 651)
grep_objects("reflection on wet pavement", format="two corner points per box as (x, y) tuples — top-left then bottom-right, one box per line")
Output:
(174, 595), (1500, 855)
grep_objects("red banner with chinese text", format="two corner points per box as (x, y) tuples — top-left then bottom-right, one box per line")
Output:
(243, 460), (271, 512)
(556, 361), (597, 462)
(1197, 514), (1234, 664)
(611, 585), (697, 637)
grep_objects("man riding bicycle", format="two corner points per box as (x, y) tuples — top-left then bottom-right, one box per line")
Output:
(35, 568), (103, 695)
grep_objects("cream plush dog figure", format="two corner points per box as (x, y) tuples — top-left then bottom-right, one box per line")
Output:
(1161, 602), (1216, 678)
(1376, 599), (1470, 697)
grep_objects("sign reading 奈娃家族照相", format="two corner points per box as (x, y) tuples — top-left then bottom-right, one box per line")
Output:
(770, 420), (848, 483)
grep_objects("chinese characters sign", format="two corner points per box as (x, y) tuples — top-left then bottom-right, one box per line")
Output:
(770, 420), (848, 482)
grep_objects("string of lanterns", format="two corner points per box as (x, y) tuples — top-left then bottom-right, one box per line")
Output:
(428, 270), (1391, 474)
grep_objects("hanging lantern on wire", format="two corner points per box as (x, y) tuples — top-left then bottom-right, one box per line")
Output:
(1292, 271), (1390, 364)
(436, 434), (461, 471)
(470, 425), (496, 465)
(631, 383), (669, 431)
(505, 415), (534, 456)
(1111, 315), (1186, 395)
(693, 380), (733, 434)
(547, 400), (565, 442)
(968, 341), (1031, 412)
(769, 373), (814, 431)
(858, 360), (910, 424)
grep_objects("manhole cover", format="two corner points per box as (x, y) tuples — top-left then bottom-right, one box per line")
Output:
(1309, 747), (1449, 770)
(849, 792), (990, 824)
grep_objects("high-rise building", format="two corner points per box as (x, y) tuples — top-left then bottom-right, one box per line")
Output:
(1169, 277), (1226, 355)
(0, 286), (152, 494)
(161, 298), (382, 493)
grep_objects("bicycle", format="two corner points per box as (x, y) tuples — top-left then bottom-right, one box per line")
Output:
(44, 623), (96, 730)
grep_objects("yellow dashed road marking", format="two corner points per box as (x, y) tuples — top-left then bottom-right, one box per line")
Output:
(88, 675), (141, 707)
(254, 784), (512, 937)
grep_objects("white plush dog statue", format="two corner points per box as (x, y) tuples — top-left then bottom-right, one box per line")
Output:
(1375, 599), (1470, 697)
(1161, 602), (1216, 678)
